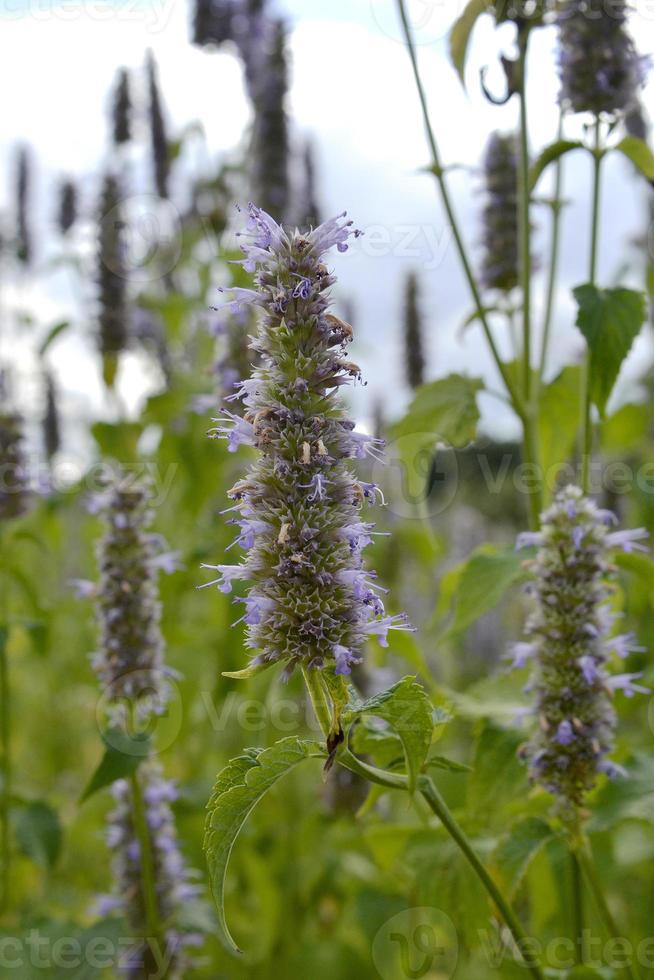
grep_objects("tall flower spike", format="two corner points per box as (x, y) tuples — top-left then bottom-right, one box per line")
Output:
(99, 760), (202, 979)
(111, 68), (132, 146)
(297, 140), (321, 231)
(249, 20), (290, 222)
(57, 178), (77, 236)
(192, 0), (235, 46)
(514, 485), (649, 819)
(91, 476), (169, 721)
(146, 52), (170, 199)
(97, 174), (128, 375)
(403, 271), (425, 391)
(15, 146), (32, 266)
(0, 412), (31, 521)
(480, 132), (519, 293)
(42, 372), (61, 462)
(204, 204), (413, 680)
(556, 0), (648, 116)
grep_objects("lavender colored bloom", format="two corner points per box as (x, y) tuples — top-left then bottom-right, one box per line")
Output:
(514, 485), (648, 815)
(100, 760), (200, 979)
(111, 68), (131, 146)
(204, 203), (412, 677)
(480, 132), (520, 294)
(146, 52), (170, 199)
(0, 412), (31, 521)
(57, 178), (77, 235)
(403, 271), (425, 391)
(91, 476), (169, 720)
(97, 174), (128, 368)
(556, 0), (648, 115)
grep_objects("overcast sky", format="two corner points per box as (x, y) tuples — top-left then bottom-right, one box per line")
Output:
(2, 0), (654, 450)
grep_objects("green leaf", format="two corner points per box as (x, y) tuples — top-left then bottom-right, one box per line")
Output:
(15, 801), (62, 869)
(389, 374), (484, 451)
(204, 737), (325, 953)
(529, 140), (584, 192)
(346, 676), (433, 792)
(493, 817), (553, 897)
(426, 755), (472, 774)
(573, 284), (647, 415)
(469, 721), (526, 818)
(80, 729), (151, 803)
(222, 662), (274, 680)
(444, 545), (526, 639)
(449, 0), (490, 84)
(538, 366), (582, 501)
(615, 550), (654, 588)
(614, 136), (654, 180)
(601, 402), (649, 453)
(38, 320), (70, 357)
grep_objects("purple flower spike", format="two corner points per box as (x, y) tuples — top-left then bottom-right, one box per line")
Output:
(202, 204), (410, 678)
(514, 485), (649, 817)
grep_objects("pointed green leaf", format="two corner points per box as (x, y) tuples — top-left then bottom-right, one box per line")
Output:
(538, 365), (582, 501)
(389, 374), (484, 449)
(38, 320), (70, 357)
(614, 136), (654, 181)
(529, 140), (584, 192)
(449, 0), (491, 84)
(204, 737), (325, 954)
(80, 729), (151, 803)
(426, 755), (472, 774)
(573, 284), (647, 415)
(493, 817), (554, 897)
(346, 676), (433, 792)
(222, 662), (273, 680)
(444, 545), (526, 638)
(15, 801), (63, 869)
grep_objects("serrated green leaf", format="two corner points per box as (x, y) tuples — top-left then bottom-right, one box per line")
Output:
(449, 0), (491, 84)
(444, 545), (526, 639)
(345, 676), (433, 792)
(529, 140), (585, 192)
(538, 366), (582, 501)
(204, 737), (325, 953)
(573, 284), (647, 415)
(389, 374), (483, 450)
(15, 800), (62, 869)
(601, 402), (649, 453)
(469, 721), (526, 818)
(493, 817), (553, 897)
(614, 136), (654, 180)
(80, 729), (151, 803)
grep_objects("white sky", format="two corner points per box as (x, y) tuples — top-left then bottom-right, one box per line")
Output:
(1, 0), (654, 448)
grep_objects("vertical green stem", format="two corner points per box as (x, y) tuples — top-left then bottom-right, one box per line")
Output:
(0, 623), (9, 914)
(538, 112), (565, 383)
(516, 25), (542, 530)
(577, 843), (641, 980)
(393, 0), (526, 421)
(129, 771), (164, 966)
(420, 779), (545, 980)
(570, 850), (584, 964)
(581, 118), (603, 493)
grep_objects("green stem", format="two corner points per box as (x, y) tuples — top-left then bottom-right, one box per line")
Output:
(516, 25), (542, 530)
(577, 843), (641, 980)
(581, 118), (603, 493)
(420, 778), (545, 980)
(517, 28), (532, 403)
(394, 0), (526, 422)
(570, 850), (584, 964)
(0, 623), (9, 914)
(538, 112), (565, 384)
(129, 772), (164, 967)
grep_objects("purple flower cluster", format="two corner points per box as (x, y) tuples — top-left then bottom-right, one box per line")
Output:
(480, 132), (519, 294)
(556, 0), (648, 115)
(513, 485), (649, 815)
(0, 412), (31, 521)
(98, 760), (202, 978)
(88, 477), (174, 723)
(203, 203), (413, 678)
